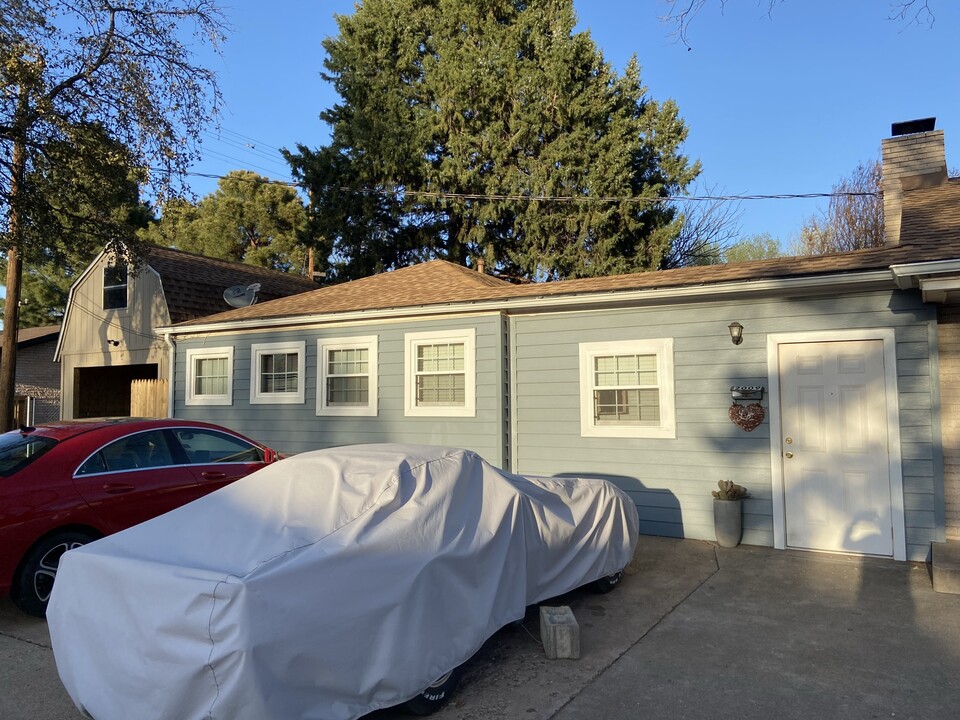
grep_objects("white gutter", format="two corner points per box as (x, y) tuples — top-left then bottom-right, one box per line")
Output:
(890, 259), (960, 289)
(158, 270), (894, 337)
(919, 277), (960, 303)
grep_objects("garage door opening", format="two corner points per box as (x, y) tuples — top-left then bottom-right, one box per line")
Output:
(74, 364), (158, 418)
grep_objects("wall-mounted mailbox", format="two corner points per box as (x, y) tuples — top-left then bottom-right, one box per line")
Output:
(731, 385), (764, 402)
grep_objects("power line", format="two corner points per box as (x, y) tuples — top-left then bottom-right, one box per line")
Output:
(186, 126), (877, 205)
(174, 168), (876, 205)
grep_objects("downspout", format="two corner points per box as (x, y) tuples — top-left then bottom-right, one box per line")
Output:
(164, 331), (175, 419)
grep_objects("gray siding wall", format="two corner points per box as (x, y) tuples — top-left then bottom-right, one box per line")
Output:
(937, 304), (960, 540)
(16, 340), (60, 423)
(173, 313), (507, 467)
(509, 289), (940, 562)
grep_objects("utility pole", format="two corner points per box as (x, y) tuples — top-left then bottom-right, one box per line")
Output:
(0, 91), (28, 432)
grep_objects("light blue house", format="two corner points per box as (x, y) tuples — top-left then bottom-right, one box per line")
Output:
(161, 123), (960, 562)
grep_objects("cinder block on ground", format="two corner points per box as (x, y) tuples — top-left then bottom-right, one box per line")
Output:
(932, 540), (960, 594)
(539, 605), (580, 659)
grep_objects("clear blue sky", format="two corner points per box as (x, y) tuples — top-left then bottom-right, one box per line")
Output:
(187, 0), (960, 250)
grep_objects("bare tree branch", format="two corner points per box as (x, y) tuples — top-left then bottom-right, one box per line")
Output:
(661, 185), (743, 268)
(660, 1), (935, 47)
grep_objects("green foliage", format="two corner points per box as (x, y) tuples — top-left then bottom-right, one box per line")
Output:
(142, 171), (310, 273)
(712, 480), (750, 501)
(722, 233), (781, 263)
(1, 123), (153, 327)
(286, 0), (700, 282)
(1, 1), (225, 226)
(0, 0), (225, 320)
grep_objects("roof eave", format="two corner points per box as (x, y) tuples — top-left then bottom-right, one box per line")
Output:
(889, 259), (960, 291)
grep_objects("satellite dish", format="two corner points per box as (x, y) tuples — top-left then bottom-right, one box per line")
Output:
(223, 282), (261, 308)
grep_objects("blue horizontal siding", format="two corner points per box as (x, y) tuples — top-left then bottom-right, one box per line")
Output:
(173, 314), (506, 466)
(510, 290), (939, 561)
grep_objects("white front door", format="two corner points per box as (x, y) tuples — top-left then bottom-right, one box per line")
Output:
(778, 339), (894, 556)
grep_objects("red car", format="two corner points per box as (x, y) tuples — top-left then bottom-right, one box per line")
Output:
(0, 418), (279, 616)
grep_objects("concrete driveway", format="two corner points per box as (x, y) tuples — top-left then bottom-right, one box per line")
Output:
(3, 537), (959, 720)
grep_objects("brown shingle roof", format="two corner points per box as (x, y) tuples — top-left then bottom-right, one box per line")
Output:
(899, 177), (960, 247)
(171, 179), (960, 329)
(146, 246), (318, 323)
(17, 324), (60, 347)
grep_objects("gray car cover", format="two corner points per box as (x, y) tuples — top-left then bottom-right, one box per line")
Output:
(48, 444), (639, 720)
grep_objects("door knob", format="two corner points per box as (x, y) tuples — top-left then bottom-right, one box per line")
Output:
(784, 451), (794, 459)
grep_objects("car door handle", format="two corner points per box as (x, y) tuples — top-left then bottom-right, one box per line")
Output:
(103, 483), (135, 494)
(201, 471), (226, 480)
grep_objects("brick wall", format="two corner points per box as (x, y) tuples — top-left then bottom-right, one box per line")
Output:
(939, 305), (960, 540)
(15, 340), (61, 424)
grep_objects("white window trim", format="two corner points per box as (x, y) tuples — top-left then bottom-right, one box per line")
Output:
(185, 347), (234, 406)
(404, 328), (476, 418)
(102, 264), (129, 312)
(317, 335), (379, 417)
(250, 340), (306, 405)
(579, 338), (676, 439)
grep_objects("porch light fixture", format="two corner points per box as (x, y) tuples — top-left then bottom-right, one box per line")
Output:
(728, 322), (744, 346)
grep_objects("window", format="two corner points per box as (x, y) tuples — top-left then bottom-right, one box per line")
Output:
(185, 347), (233, 406)
(579, 339), (675, 438)
(103, 265), (128, 310)
(318, 336), (378, 416)
(77, 430), (177, 475)
(0, 433), (56, 477)
(171, 428), (264, 464)
(405, 329), (476, 417)
(250, 341), (305, 404)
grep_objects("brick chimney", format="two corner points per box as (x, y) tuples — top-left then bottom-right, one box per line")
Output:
(881, 118), (947, 245)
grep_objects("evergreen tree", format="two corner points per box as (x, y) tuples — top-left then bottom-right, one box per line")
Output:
(286, 0), (700, 281)
(144, 170), (310, 273)
(2, 123), (152, 328)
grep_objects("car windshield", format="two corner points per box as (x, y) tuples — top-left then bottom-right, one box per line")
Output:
(0, 433), (57, 477)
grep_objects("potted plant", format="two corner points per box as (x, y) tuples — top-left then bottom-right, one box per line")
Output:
(712, 480), (750, 548)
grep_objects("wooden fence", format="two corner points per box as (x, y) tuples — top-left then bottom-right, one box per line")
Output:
(130, 379), (168, 418)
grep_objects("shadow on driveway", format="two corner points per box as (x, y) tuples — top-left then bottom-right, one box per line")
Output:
(5, 537), (959, 720)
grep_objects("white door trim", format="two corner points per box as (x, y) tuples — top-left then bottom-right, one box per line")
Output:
(767, 328), (906, 560)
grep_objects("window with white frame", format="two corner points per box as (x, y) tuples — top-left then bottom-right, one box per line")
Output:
(579, 338), (675, 438)
(250, 341), (305, 404)
(405, 329), (476, 417)
(185, 347), (234, 406)
(103, 264), (128, 310)
(317, 336), (378, 416)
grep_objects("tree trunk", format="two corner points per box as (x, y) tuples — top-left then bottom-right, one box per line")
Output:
(0, 128), (27, 432)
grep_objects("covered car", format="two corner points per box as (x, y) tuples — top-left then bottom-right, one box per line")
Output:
(48, 444), (639, 720)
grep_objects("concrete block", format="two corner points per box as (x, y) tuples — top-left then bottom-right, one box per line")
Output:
(932, 540), (960, 594)
(539, 605), (580, 659)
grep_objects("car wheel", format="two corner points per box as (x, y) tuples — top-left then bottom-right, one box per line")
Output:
(403, 665), (464, 716)
(591, 570), (623, 594)
(12, 531), (95, 618)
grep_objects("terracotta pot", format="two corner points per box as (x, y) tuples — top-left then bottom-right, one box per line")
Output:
(713, 498), (742, 547)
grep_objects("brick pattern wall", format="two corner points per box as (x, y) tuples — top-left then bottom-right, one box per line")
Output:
(15, 340), (61, 424)
(939, 305), (960, 540)
(880, 130), (947, 245)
